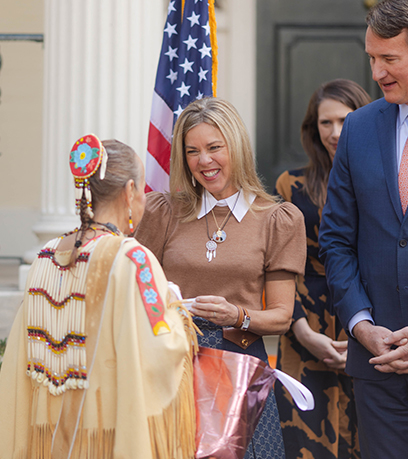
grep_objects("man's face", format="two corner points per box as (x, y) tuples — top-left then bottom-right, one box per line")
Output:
(366, 26), (408, 105)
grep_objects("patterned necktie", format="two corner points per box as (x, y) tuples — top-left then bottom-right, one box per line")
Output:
(399, 136), (408, 215)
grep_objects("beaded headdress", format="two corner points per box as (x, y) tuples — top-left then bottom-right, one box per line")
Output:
(69, 134), (108, 218)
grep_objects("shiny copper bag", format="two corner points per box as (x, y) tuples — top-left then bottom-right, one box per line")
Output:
(194, 346), (314, 459)
(194, 346), (277, 459)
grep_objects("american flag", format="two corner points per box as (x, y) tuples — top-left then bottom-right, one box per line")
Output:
(145, 0), (217, 192)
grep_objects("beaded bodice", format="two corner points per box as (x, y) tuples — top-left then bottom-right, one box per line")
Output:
(26, 236), (101, 395)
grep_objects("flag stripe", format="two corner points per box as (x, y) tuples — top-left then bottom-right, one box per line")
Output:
(150, 91), (174, 143)
(147, 123), (171, 174)
(145, 152), (170, 193)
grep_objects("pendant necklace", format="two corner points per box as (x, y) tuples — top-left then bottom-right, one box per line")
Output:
(204, 190), (240, 262)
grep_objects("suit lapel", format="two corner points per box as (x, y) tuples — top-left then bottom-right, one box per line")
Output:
(377, 102), (402, 222)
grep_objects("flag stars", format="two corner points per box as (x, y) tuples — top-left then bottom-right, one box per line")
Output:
(164, 22), (177, 38)
(174, 105), (184, 118)
(199, 42), (211, 59)
(197, 90), (204, 100)
(179, 58), (194, 74)
(202, 21), (210, 36)
(167, 1), (176, 15)
(187, 11), (200, 27)
(166, 69), (178, 84)
(176, 81), (191, 97)
(183, 35), (198, 51)
(165, 45), (178, 62)
(198, 66), (208, 82)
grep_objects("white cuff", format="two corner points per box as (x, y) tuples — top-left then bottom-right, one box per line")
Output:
(348, 309), (374, 338)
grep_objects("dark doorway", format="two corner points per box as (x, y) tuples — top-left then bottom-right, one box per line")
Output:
(256, 0), (382, 191)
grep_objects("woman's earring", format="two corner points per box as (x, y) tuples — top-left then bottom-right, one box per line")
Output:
(192, 175), (196, 187)
(129, 208), (134, 231)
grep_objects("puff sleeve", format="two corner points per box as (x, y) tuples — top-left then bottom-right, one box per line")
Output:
(264, 201), (306, 280)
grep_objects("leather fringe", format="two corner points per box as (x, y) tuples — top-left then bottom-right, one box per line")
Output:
(15, 425), (115, 459)
(148, 356), (196, 459)
(147, 301), (199, 459)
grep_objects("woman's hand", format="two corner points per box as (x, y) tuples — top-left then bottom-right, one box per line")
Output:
(190, 295), (239, 326)
(189, 270), (296, 334)
(292, 318), (347, 370)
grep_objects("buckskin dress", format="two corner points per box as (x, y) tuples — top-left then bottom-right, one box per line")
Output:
(274, 168), (360, 459)
(0, 234), (197, 459)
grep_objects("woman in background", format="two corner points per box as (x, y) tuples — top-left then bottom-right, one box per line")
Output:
(274, 79), (371, 459)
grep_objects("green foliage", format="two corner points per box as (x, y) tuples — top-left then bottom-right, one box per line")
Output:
(0, 338), (7, 370)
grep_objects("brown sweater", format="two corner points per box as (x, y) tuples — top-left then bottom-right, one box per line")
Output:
(136, 192), (306, 312)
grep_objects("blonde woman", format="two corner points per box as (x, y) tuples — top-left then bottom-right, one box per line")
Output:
(136, 97), (307, 459)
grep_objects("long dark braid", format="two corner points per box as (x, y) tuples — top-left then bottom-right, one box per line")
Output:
(67, 191), (94, 268)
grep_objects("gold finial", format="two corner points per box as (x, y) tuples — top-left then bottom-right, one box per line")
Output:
(364, 0), (379, 9)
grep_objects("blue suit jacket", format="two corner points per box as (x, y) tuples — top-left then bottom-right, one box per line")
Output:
(319, 97), (408, 380)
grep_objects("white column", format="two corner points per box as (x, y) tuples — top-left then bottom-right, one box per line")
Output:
(216, 0), (256, 147)
(23, 0), (165, 264)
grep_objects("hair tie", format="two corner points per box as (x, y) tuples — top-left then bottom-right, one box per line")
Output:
(74, 240), (83, 248)
(69, 134), (108, 218)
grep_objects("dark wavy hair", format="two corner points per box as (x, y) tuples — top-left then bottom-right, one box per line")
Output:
(301, 79), (371, 207)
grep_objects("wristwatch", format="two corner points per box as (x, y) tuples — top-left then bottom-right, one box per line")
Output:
(241, 308), (251, 331)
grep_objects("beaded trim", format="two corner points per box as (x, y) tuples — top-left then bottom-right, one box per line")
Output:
(26, 237), (95, 396)
(38, 249), (89, 271)
(28, 289), (85, 309)
(126, 246), (171, 336)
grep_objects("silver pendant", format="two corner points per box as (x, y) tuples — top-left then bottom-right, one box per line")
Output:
(212, 229), (227, 243)
(206, 240), (217, 262)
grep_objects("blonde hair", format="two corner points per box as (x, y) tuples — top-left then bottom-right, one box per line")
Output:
(170, 97), (278, 221)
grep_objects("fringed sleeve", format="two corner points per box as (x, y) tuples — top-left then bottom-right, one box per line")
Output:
(111, 240), (197, 459)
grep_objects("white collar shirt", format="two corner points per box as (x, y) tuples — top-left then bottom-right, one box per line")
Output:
(197, 190), (256, 223)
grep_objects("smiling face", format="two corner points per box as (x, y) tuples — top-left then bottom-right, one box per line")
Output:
(366, 27), (408, 104)
(317, 98), (353, 161)
(184, 122), (238, 200)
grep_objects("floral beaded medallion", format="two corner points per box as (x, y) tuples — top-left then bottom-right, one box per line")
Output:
(69, 134), (108, 218)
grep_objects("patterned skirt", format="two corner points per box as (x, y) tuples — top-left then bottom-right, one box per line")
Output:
(194, 318), (285, 459)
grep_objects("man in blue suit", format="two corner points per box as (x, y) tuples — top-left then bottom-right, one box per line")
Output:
(319, 1), (408, 457)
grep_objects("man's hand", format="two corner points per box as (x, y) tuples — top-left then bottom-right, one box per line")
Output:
(352, 320), (392, 358)
(369, 327), (408, 374)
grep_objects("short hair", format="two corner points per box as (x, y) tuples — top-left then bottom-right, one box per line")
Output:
(366, 0), (408, 39)
(170, 97), (276, 221)
(301, 79), (372, 208)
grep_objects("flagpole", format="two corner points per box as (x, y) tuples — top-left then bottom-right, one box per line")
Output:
(208, 0), (218, 97)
